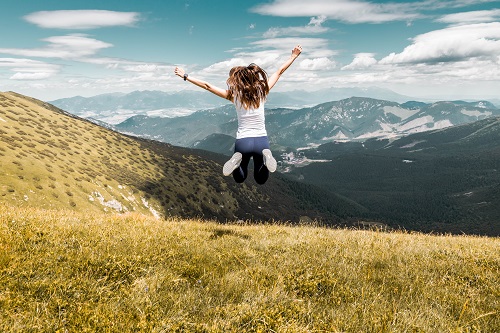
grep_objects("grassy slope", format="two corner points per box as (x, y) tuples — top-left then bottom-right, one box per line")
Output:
(0, 91), (267, 220)
(0, 91), (173, 215)
(0, 91), (362, 224)
(1, 204), (498, 332)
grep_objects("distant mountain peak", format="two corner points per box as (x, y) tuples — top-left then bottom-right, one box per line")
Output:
(115, 96), (500, 149)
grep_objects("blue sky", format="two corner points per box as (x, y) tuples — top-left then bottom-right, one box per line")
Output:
(0, 0), (499, 101)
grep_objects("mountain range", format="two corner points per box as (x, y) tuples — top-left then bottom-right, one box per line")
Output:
(49, 87), (423, 124)
(281, 116), (500, 236)
(190, 111), (500, 236)
(113, 97), (500, 150)
(2, 90), (499, 235)
(0, 91), (362, 224)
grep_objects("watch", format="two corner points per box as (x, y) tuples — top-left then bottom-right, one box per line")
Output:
(183, 73), (188, 81)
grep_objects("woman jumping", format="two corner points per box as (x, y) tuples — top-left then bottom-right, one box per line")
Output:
(174, 44), (302, 185)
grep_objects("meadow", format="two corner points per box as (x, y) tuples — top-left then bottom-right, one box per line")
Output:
(0, 204), (498, 332)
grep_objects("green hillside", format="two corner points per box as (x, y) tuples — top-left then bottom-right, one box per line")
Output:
(1, 205), (498, 332)
(287, 117), (500, 236)
(0, 91), (361, 224)
(0, 91), (223, 217)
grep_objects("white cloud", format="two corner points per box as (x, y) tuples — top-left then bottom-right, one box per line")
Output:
(251, 0), (500, 24)
(10, 72), (53, 80)
(322, 20), (500, 95)
(0, 35), (169, 83)
(380, 22), (500, 64)
(299, 57), (336, 70)
(421, 0), (500, 11)
(251, 0), (420, 23)
(197, 37), (337, 92)
(309, 15), (328, 26)
(122, 64), (159, 72)
(203, 58), (248, 73)
(24, 10), (140, 29)
(342, 53), (377, 70)
(0, 35), (112, 59)
(238, 51), (283, 69)
(203, 51), (290, 76)
(203, 37), (337, 77)
(263, 15), (329, 38)
(251, 37), (336, 58)
(81, 57), (171, 75)
(263, 25), (329, 38)
(0, 58), (60, 80)
(437, 9), (500, 25)
(327, 53), (500, 96)
(0, 58), (57, 69)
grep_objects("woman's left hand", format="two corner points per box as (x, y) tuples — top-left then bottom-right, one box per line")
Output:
(174, 66), (185, 78)
(292, 45), (302, 58)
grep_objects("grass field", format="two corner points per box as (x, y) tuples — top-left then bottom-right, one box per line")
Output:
(0, 204), (498, 332)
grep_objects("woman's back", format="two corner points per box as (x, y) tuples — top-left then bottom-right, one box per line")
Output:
(234, 98), (266, 139)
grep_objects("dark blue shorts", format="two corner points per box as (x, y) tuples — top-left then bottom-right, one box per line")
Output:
(233, 136), (270, 184)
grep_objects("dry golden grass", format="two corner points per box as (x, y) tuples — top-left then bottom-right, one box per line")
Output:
(0, 91), (162, 215)
(0, 91), (243, 220)
(0, 204), (498, 332)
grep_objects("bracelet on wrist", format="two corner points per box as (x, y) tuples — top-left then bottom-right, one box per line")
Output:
(183, 73), (188, 81)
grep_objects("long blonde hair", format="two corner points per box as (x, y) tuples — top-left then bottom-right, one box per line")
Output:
(226, 63), (269, 110)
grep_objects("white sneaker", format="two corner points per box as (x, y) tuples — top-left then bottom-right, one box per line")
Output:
(262, 149), (277, 173)
(223, 152), (242, 176)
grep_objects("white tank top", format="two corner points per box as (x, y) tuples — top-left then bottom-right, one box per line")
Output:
(234, 99), (267, 139)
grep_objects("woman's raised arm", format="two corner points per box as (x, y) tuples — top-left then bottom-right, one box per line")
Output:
(174, 66), (230, 100)
(267, 45), (302, 91)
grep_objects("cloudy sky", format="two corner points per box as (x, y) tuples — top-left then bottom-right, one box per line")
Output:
(0, 0), (499, 101)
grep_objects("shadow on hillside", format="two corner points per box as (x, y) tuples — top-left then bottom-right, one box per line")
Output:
(132, 137), (364, 226)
